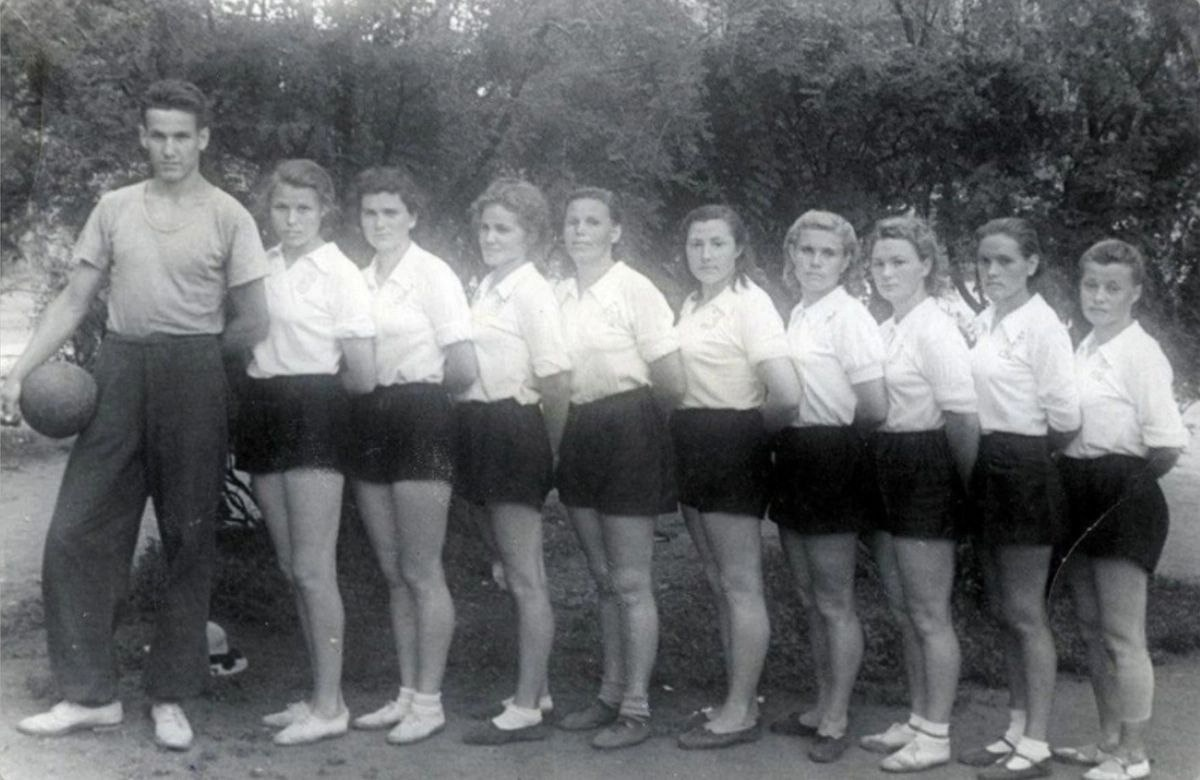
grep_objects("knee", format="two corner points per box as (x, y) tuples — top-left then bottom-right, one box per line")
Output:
(719, 568), (764, 607)
(588, 564), (617, 598)
(289, 560), (334, 595)
(906, 602), (953, 639)
(610, 567), (653, 607)
(813, 590), (856, 627)
(504, 566), (549, 604)
(399, 560), (446, 597)
(1101, 625), (1148, 668)
(1001, 597), (1049, 638)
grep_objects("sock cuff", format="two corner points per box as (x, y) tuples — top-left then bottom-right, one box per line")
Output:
(918, 720), (950, 738)
(412, 691), (442, 707)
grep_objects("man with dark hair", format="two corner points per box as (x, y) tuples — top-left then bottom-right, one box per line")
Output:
(1, 79), (268, 751)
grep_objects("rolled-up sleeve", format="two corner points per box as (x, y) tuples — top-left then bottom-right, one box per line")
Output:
(332, 264), (377, 340)
(516, 282), (571, 378)
(630, 276), (679, 363)
(1032, 322), (1081, 433)
(923, 328), (977, 414)
(423, 263), (472, 346)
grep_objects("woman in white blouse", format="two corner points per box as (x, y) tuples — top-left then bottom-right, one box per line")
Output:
(554, 187), (686, 749)
(347, 167), (477, 745)
(671, 205), (800, 750)
(1054, 240), (1188, 780)
(769, 211), (886, 764)
(238, 160), (376, 745)
(960, 218), (1080, 779)
(456, 179), (571, 745)
(861, 215), (980, 773)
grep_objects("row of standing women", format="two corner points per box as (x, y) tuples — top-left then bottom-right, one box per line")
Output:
(237, 159), (1187, 780)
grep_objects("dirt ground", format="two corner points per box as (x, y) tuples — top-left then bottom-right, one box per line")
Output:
(2, 425), (1199, 780)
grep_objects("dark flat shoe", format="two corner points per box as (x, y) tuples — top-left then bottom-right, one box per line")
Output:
(559, 699), (619, 732)
(592, 716), (652, 750)
(977, 756), (1054, 780)
(462, 720), (549, 746)
(677, 721), (762, 750)
(960, 741), (1015, 767)
(808, 733), (852, 763)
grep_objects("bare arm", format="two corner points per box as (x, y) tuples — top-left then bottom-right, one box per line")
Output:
(648, 350), (686, 415)
(851, 377), (889, 432)
(943, 410), (980, 489)
(339, 337), (376, 395)
(222, 279), (269, 356)
(536, 370), (571, 462)
(755, 356), (801, 433)
(1146, 446), (1182, 479)
(442, 340), (478, 395)
(1, 264), (106, 423)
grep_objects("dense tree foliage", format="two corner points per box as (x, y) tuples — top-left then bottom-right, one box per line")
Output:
(2, 0), (1198, 387)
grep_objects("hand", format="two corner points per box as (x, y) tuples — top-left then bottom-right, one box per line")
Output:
(0, 378), (22, 426)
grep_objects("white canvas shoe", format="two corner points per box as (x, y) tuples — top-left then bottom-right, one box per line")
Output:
(150, 703), (193, 751)
(17, 701), (124, 737)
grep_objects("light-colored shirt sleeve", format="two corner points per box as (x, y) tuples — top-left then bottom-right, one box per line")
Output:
(921, 326), (977, 415)
(629, 275), (679, 364)
(1031, 319), (1081, 433)
(839, 306), (885, 384)
(740, 289), (788, 365)
(72, 195), (113, 270)
(331, 263), (376, 340)
(1132, 347), (1189, 449)
(422, 262), (473, 347)
(515, 281), (571, 378)
(224, 203), (269, 289)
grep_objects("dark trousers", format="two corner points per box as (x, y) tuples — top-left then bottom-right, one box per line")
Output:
(43, 334), (227, 704)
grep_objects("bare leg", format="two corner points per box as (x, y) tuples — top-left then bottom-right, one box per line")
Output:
(1065, 556), (1122, 747)
(1091, 557), (1152, 763)
(354, 480), (417, 689)
(600, 514), (658, 714)
(800, 533), (862, 736)
(701, 512), (767, 732)
(568, 507), (623, 703)
(995, 545), (1056, 741)
(683, 505), (732, 685)
(780, 529), (829, 728)
(892, 536), (960, 724)
(490, 503), (554, 711)
(872, 531), (927, 716)
(392, 480), (455, 694)
(281, 468), (346, 718)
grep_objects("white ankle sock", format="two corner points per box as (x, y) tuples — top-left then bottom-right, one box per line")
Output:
(1004, 709), (1027, 744)
(920, 720), (950, 738)
(492, 704), (542, 731)
(399, 687), (416, 704)
(412, 692), (442, 713)
(1015, 736), (1050, 763)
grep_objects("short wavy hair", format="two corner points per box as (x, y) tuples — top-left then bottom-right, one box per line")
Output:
(141, 79), (210, 129)
(470, 178), (553, 262)
(563, 186), (624, 227)
(864, 215), (947, 293)
(349, 166), (426, 223)
(1078, 238), (1146, 286)
(257, 159), (340, 236)
(784, 210), (860, 265)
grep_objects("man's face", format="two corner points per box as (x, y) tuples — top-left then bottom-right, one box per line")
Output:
(139, 108), (209, 183)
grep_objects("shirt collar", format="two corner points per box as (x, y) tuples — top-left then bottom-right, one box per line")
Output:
(982, 293), (1046, 340)
(365, 242), (422, 289)
(481, 261), (538, 302)
(1090, 320), (1147, 365)
(267, 242), (339, 274)
(562, 260), (628, 303)
(685, 281), (738, 316)
(791, 285), (849, 322)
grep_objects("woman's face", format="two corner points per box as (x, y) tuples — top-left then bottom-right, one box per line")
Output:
(563, 198), (621, 265)
(977, 233), (1036, 308)
(478, 203), (530, 270)
(686, 218), (740, 294)
(790, 228), (849, 299)
(870, 237), (930, 308)
(1079, 260), (1140, 331)
(270, 183), (325, 254)
(360, 192), (416, 253)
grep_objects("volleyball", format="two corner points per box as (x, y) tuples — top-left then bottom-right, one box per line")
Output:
(19, 362), (98, 438)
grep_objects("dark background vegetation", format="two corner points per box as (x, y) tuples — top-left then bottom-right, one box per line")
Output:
(3, 0), (1199, 389)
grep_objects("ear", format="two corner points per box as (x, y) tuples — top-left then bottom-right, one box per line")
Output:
(1027, 253), (1040, 277)
(610, 223), (622, 246)
(138, 123), (149, 150)
(1131, 283), (1143, 306)
(197, 127), (210, 152)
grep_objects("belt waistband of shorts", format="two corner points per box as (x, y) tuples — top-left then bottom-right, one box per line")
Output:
(572, 385), (652, 410)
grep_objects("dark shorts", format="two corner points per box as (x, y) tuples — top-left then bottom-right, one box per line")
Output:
(670, 407), (770, 518)
(970, 433), (1067, 547)
(557, 387), (677, 516)
(346, 383), (454, 484)
(770, 425), (877, 535)
(454, 399), (553, 509)
(235, 374), (349, 474)
(1058, 455), (1169, 573)
(873, 430), (966, 540)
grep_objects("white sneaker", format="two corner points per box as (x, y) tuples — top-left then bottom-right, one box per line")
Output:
(386, 703), (446, 745)
(353, 697), (410, 730)
(273, 708), (349, 746)
(861, 721), (918, 754)
(17, 701), (124, 737)
(150, 703), (194, 751)
(262, 701), (310, 728)
(880, 732), (951, 772)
